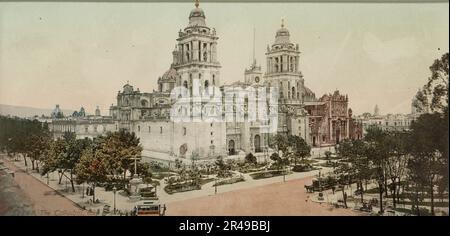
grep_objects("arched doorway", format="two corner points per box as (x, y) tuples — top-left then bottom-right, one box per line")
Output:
(335, 126), (341, 144)
(254, 135), (261, 153)
(228, 140), (236, 155)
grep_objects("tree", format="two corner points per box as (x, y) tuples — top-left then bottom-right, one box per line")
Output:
(27, 130), (52, 172)
(364, 125), (390, 214)
(269, 134), (289, 157)
(270, 152), (290, 172)
(75, 147), (108, 202)
(99, 130), (143, 187)
(215, 156), (231, 178)
(245, 153), (257, 165)
(414, 52), (449, 113)
(288, 135), (311, 166)
(385, 131), (409, 208)
(40, 132), (92, 192)
(407, 113), (447, 215)
(334, 160), (350, 208)
(41, 138), (66, 184)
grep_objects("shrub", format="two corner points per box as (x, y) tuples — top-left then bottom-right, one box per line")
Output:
(292, 164), (313, 172)
(245, 153), (257, 165)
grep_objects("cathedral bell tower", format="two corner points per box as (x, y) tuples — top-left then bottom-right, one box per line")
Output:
(264, 19), (303, 103)
(172, 0), (221, 96)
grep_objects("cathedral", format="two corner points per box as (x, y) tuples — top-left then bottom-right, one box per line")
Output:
(50, 2), (362, 165)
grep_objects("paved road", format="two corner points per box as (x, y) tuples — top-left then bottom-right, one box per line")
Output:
(166, 176), (363, 216)
(1, 158), (92, 216)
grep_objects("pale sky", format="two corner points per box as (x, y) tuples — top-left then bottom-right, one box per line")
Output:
(0, 2), (448, 115)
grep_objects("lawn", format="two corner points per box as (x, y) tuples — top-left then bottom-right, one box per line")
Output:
(213, 176), (245, 186)
(249, 170), (290, 180)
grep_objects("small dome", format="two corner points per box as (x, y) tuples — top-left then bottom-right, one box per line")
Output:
(188, 7), (206, 27)
(189, 7), (205, 18)
(274, 27), (290, 45)
(160, 67), (178, 82)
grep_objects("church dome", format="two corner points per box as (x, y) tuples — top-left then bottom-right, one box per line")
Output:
(274, 27), (290, 44)
(274, 19), (291, 45)
(160, 67), (177, 82)
(188, 4), (206, 27)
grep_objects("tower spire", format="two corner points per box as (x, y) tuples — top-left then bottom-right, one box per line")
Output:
(252, 27), (256, 67)
(195, 0), (199, 8)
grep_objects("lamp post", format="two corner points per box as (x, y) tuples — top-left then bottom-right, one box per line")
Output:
(113, 186), (117, 214)
(82, 182), (85, 198)
(214, 178), (217, 195)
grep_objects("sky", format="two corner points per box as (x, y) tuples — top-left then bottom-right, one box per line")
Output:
(0, 2), (448, 116)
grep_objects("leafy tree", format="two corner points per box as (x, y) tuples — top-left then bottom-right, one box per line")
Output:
(270, 152), (289, 171)
(99, 130), (143, 187)
(245, 153), (257, 165)
(414, 52), (448, 113)
(27, 130), (52, 172)
(333, 160), (351, 208)
(75, 146), (108, 202)
(41, 138), (66, 183)
(364, 125), (390, 214)
(385, 131), (409, 208)
(269, 134), (289, 157)
(215, 156), (231, 178)
(40, 132), (92, 192)
(407, 113), (447, 215)
(288, 135), (311, 166)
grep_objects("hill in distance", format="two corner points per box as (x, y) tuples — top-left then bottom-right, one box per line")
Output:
(0, 104), (74, 118)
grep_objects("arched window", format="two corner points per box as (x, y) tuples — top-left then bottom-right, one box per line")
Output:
(275, 58), (279, 72)
(183, 80), (188, 89)
(204, 80), (209, 89)
(292, 87), (296, 99)
(183, 127), (187, 136)
(212, 74), (215, 85)
(254, 135), (261, 153)
(290, 57), (294, 72)
(160, 127), (163, 134)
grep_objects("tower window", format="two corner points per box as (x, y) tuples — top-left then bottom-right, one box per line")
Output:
(160, 127), (163, 134)
(183, 127), (187, 136)
(138, 125), (140, 132)
(149, 126), (151, 133)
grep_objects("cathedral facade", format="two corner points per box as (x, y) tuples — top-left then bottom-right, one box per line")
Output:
(50, 3), (362, 165)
